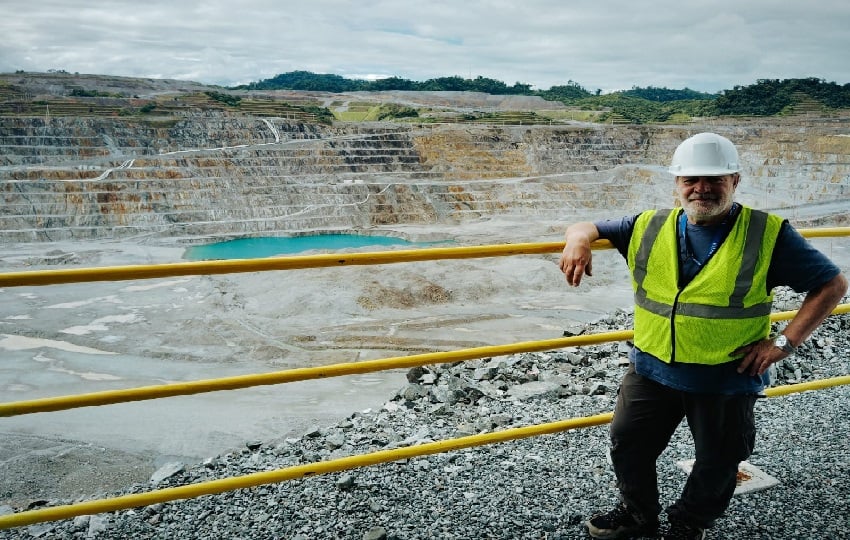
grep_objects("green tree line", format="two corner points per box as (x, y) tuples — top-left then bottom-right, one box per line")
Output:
(713, 77), (850, 115)
(234, 72), (850, 123)
(237, 71), (533, 95)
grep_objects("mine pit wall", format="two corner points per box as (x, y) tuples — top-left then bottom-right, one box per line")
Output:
(1, 115), (848, 243)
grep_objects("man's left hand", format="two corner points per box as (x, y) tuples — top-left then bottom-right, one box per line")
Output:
(732, 339), (788, 376)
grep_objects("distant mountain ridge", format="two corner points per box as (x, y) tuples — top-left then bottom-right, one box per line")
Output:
(235, 71), (850, 120)
(2, 70), (850, 123)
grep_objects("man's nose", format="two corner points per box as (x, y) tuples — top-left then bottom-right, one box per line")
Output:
(693, 178), (712, 191)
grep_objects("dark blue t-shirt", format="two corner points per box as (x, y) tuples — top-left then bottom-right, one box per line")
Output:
(595, 210), (841, 394)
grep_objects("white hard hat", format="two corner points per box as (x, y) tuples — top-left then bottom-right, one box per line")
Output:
(668, 132), (740, 176)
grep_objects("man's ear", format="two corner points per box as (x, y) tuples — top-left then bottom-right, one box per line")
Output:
(732, 173), (741, 188)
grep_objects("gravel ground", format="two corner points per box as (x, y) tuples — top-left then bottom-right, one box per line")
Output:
(1, 290), (848, 540)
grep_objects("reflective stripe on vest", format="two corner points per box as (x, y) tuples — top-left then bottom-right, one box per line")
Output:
(628, 206), (783, 364)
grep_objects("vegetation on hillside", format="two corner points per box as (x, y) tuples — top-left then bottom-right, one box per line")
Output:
(205, 90), (242, 107)
(236, 72), (850, 123)
(570, 94), (710, 124)
(713, 77), (850, 115)
(375, 103), (419, 120)
(3, 70), (849, 125)
(237, 71), (534, 95)
(536, 81), (593, 102)
(619, 86), (716, 102)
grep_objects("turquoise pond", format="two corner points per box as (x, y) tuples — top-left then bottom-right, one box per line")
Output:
(183, 234), (443, 261)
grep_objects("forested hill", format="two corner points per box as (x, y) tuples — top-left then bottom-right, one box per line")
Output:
(236, 72), (850, 120)
(237, 71), (538, 95)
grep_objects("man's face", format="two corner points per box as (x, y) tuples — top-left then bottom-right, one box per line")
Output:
(675, 174), (740, 225)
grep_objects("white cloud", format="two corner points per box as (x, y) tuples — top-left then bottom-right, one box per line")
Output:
(0, 0), (847, 93)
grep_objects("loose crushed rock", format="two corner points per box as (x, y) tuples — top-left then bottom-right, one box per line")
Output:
(2, 289), (848, 540)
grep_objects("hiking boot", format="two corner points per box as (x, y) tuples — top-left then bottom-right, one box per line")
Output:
(662, 519), (706, 540)
(585, 502), (659, 539)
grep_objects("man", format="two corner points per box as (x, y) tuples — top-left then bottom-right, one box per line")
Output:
(558, 132), (847, 539)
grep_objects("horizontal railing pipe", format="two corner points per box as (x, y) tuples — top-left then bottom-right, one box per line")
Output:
(763, 374), (850, 397)
(2, 305), (847, 417)
(0, 226), (847, 287)
(0, 330), (633, 417)
(1, 375), (848, 530)
(0, 241), (583, 287)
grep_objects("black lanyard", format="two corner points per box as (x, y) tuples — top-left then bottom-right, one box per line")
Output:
(678, 203), (739, 274)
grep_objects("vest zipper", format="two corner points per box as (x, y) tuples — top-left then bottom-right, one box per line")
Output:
(670, 287), (684, 364)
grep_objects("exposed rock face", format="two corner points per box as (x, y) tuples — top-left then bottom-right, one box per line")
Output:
(1, 112), (849, 242)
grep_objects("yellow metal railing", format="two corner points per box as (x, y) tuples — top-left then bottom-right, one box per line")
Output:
(0, 330), (630, 417)
(0, 241), (581, 287)
(2, 305), (848, 418)
(1, 226), (847, 288)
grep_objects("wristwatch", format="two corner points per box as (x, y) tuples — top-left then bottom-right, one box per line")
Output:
(773, 334), (797, 355)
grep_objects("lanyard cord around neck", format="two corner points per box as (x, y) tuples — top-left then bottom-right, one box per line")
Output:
(678, 203), (740, 268)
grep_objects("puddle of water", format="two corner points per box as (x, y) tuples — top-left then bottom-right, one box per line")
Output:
(184, 234), (446, 261)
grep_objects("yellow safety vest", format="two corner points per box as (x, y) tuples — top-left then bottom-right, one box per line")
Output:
(627, 206), (783, 364)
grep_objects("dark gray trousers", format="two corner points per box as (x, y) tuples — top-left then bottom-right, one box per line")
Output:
(609, 365), (757, 529)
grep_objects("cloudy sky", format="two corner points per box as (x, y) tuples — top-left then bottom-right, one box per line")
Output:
(2, 0), (848, 94)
